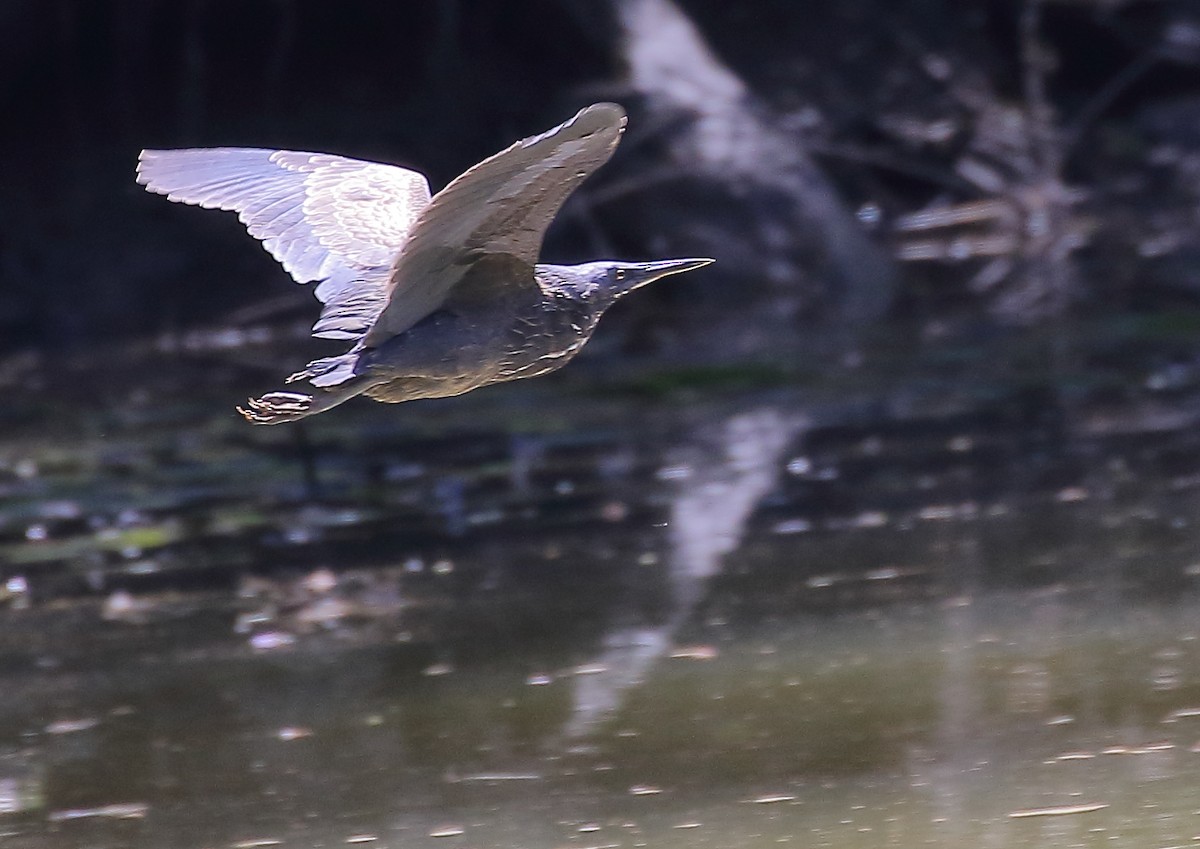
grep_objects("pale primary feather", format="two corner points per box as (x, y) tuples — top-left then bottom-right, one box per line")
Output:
(135, 147), (431, 340)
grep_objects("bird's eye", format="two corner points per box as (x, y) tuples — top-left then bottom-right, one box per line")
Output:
(614, 269), (626, 281)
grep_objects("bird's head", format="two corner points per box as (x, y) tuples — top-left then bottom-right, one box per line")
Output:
(568, 258), (715, 307)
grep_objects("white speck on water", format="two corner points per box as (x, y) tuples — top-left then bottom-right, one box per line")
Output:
(773, 519), (812, 535)
(250, 631), (295, 651)
(947, 435), (973, 452)
(429, 826), (464, 838)
(853, 511), (889, 528)
(1056, 486), (1089, 503)
(670, 645), (718, 660)
(1008, 803), (1109, 818)
(467, 508), (505, 526)
(302, 569), (337, 594)
(574, 663), (608, 675)
(48, 803), (149, 822)
(45, 717), (100, 735)
(786, 456), (812, 475)
(655, 464), (692, 481)
(856, 203), (881, 226)
(276, 727), (312, 741)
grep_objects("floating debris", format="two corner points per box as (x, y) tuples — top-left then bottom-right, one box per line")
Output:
(750, 793), (796, 804)
(345, 836), (377, 844)
(48, 802), (149, 822)
(526, 673), (553, 685)
(302, 568), (337, 594)
(670, 645), (718, 660)
(1008, 803), (1108, 818)
(600, 500), (629, 522)
(628, 785), (662, 796)
(1, 576), (28, 609)
(1164, 707), (1200, 722)
(785, 456), (812, 475)
(429, 826), (464, 838)
(102, 590), (152, 623)
(574, 663), (609, 676)
(249, 631), (296, 651)
(773, 518), (813, 535)
(852, 511), (889, 528)
(1049, 752), (1094, 762)
(1055, 486), (1089, 503)
(422, 662), (453, 677)
(276, 727), (312, 741)
(1100, 743), (1174, 755)
(45, 717), (99, 735)
(452, 772), (541, 783)
(917, 502), (977, 521)
(655, 464), (692, 481)
(231, 840), (283, 848)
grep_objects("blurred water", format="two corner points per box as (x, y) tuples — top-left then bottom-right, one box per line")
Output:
(3, 595), (1200, 848)
(4, 314), (1200, 846)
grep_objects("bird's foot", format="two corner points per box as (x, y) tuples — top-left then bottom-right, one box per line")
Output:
(285, 353), (358, 387)
(237, 391), (314, 425)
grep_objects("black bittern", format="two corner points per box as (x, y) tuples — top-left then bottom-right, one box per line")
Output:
(137, 103), (712, 424)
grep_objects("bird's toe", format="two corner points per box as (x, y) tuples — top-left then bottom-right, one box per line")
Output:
(237, 391), (314, 425)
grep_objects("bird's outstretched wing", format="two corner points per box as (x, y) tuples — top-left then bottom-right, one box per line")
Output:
(137, 148), (432, 340)
(364, 103), (627, 347)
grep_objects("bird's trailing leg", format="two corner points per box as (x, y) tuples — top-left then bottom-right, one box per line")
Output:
(285, 348), (362, 387)
(237, 375), (377, 425)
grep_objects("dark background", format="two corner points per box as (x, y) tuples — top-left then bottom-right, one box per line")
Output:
(4, 0), (1200, 357)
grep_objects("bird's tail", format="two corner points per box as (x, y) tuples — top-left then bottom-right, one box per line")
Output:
(238, 350), (374, 425)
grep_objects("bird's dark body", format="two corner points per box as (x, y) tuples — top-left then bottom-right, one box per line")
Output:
(136, 103), (711, 423)
(360, 257), (600, 403)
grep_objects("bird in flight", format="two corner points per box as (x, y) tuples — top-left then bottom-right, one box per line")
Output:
(137, 103), (712, 424)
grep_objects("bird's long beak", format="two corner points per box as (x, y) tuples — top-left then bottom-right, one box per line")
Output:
(621, 257), (714, 294)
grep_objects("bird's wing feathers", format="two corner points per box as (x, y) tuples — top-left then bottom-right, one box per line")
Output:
(136, 147), (432, 340)
(363, 103), (627, 347)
